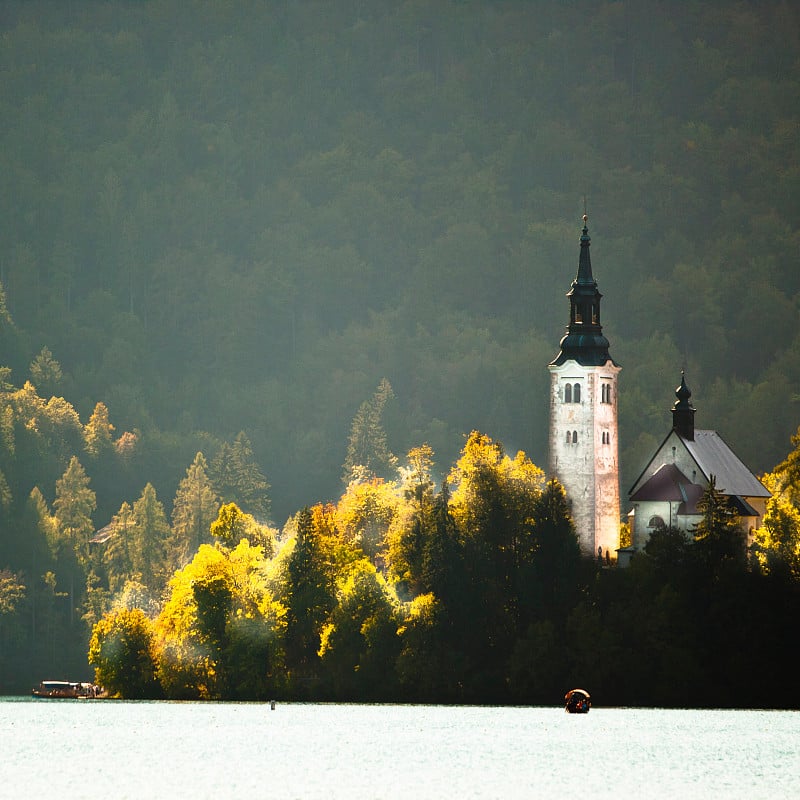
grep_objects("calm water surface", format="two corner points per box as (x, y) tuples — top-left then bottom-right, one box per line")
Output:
(0, 698), (798, 799)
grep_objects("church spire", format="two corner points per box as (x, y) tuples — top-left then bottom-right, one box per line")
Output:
(671, 371), (696, 441)
(549, 215), (615, 367)
(576, 213), (594, 285)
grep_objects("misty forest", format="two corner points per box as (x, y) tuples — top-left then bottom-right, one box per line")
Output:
(1, 1), (800, 704)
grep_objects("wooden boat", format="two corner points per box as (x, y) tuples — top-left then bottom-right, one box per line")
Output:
(32, 680), (100, 699)
(564, 688), (591, 713)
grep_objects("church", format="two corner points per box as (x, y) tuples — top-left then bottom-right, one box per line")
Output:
(548, 217), (770, 562)
(625, 372), (770, 559)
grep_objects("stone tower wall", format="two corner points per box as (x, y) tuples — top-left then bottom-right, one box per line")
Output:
(549, 360), (621, 557)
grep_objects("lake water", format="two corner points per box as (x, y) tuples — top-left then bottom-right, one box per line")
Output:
(0, 698), (798, 799)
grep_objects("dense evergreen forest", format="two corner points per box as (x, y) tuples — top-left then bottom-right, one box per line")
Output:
(1, 1), (800, 700)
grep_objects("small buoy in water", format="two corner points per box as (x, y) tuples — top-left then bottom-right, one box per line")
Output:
(270, 700), (276, 710)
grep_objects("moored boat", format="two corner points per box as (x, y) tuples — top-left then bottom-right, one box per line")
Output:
(564, 688), (591, 713)
(32, 680), (100, 699)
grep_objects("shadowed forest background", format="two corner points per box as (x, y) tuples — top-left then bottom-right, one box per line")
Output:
(1, 0), (800, 701)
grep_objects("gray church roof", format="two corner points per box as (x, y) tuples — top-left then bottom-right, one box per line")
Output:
(681, 429), (770, 498)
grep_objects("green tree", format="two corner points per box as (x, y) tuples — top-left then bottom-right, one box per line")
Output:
(53, 456), (96, 622)
(318, 559), (400, 700)
(692, 475), (746, 572)
(336, 477), (399, 570)
(154, 541), (285, 700)
(210, 501), (275, 553)
(283, 506), (335, 689)
(387, 444), (437, 595)
(29, 346), (63, 396)
(395, 591), (458, 702)
(102, 502), (135, 594)
(88, 607), (161, 699)
(129, 484), (170, 592)
(84, 401), (115, 458)
(169, 451), (218, 570)
(342, 378), (397, 484)
(445, 431), (548, 695)
(209, 432), (271, 520)
(517, 478), (582, 626)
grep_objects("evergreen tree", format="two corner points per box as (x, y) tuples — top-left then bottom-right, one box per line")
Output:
(129, 483), (170, 593)
(84, 401), (115, 458)
(342, 378), (397, 484)
(693, 475), (746, 573)
(52, 456), (96, 625)
(102, 502), (135, 595)
(388, 444), (437, 595)
(29, 346), (63, 397)
(169, 451), (218, 570)
(209, 432), (270, 519)
(284, 507), (335, 685)
(53, 456), (96, 569)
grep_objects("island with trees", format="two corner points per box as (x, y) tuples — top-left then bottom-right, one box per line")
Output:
(0, 1), (799, 705)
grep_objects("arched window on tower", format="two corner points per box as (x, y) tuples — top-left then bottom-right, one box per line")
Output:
(564, 384), (572, 403)
(573, 383), (581, 403)
(572, 430), (578, 443)
(565, 431), (571, 444)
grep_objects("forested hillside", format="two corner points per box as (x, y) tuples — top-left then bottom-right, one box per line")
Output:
(0, 1), (799, 692)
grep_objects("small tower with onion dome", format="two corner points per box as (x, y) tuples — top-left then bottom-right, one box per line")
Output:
(548, 215), (621, 559)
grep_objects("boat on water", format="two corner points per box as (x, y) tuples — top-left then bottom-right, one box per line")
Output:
(32, 680), (101, 699)
(564, 688), (591, 713)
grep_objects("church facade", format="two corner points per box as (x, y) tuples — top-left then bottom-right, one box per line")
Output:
(548, 216), (621, 559)
(626, 373), (770, 555)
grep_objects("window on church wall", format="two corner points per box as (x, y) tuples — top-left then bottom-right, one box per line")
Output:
(566, 431), (571, 444)
(573, 383), (581, 403)
(564, 384), (572, 403)
(592, 304), (598, 324)
(648, 516), (665, 529)
(572, 430), (578, 443)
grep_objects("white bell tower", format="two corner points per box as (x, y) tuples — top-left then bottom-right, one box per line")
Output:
(548, 216), (621, 559)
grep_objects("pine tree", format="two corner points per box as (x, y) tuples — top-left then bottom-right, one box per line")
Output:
(284, 507), (334, 678)
(53, 456), (96, 569)
(169, 452), (218, 570)
(29, 346), (63, 396)
(53, 456), (96, 625)
(342, 378), (397, 484)
(209, 432), (270, 519)
(693, 475), (746, 572)
(84, 402), (115, 458)
(130, 483), (170, 592)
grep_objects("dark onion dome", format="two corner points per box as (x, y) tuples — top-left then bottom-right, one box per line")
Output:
(550, 215), (618, 368)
